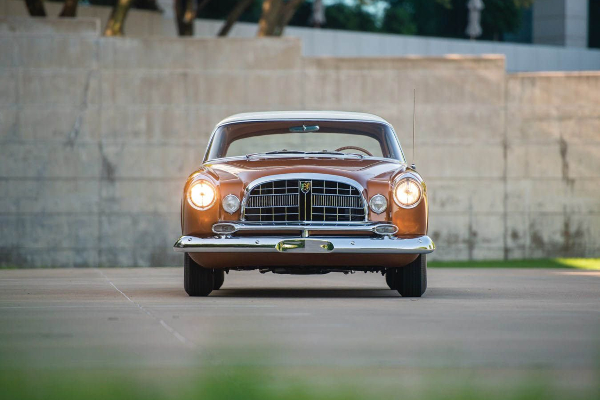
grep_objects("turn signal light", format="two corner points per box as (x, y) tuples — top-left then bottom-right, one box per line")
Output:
(212, 223), (237, 234)
(374, 225), (398, 235)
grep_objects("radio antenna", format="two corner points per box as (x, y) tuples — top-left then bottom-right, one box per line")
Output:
(412, 89), (416, 169)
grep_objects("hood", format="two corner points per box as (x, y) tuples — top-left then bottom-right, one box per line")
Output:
(202, 157), (406, 189)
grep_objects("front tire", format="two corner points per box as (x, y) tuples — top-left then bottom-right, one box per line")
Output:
(385, 268), (398, 290)
(184, 253), (214, 296)
(394, 254), (427, 297)
(213, 269), (225, 290)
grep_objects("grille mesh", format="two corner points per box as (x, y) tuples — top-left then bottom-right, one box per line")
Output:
(243, 179), (365, 222)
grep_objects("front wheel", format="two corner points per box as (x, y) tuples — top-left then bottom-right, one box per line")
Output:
(184, 253), (214, 296)
(213, 269), (225, 290)
(393, 254), (427, 297)
(385, 268), (398, 290)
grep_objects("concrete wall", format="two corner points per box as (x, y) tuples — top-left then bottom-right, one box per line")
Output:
(505, 71), (600, 258)
(2, 0), (600, 73)
(0, 18), (599, 267)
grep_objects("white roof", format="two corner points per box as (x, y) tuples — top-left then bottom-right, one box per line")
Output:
(216, 111), (390, 127)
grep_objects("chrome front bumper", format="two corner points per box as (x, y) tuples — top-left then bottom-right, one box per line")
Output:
(173, 235), (435, 254)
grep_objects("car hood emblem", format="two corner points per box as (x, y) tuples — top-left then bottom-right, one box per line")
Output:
(300, 181), (311, 193)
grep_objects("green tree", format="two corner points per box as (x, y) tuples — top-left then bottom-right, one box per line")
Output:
(324, 3), (378, 32)
(287, 1), (312, 27)
(198, 0), (262, 23)
(479, 0), (532, 40)
(380, 4), (416, 34)
(380, 0), (533, 41)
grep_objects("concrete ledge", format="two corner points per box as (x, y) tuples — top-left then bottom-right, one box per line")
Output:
(0, 17), (100, 36)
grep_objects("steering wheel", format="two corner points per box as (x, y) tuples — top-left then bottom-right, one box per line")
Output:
(334, 146), (373, 156)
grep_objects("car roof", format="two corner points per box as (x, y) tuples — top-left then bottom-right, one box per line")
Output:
(215, 111), (391, 127)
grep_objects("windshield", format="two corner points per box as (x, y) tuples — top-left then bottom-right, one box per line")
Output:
(204, 120), (405, 162)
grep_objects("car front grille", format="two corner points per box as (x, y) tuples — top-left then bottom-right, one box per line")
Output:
(243, 179), (366, 222)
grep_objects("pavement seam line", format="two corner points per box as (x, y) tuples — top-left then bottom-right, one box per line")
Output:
(95, 269), (192, 347)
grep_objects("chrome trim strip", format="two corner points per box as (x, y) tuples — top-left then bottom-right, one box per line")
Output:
(392, 171), (423, 186)
(174, 235), (435, 254)
(207, 154), (403, 165)
(211, 221), (398, 235)
(240, 173), (369, 222)
(215, 112), (390, 126)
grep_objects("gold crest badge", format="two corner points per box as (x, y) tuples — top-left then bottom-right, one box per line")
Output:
(300, 181), (311, 194)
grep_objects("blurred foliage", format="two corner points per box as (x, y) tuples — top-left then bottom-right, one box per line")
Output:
(287, 0), (533, 40)
(198, 0), (263, 24)
(0, 365), (598, 400)
(285, 0), (533, 40)
(429, 258), (600, 270)
(554, 258), (600, 270)
(44, 0), (533, 40)
(47, 0), (162, 11)
(380, 3), (416, 34)
(380, 0), (533, 40)
(478, 0), (532, 40)
(323, 3), (378, 32)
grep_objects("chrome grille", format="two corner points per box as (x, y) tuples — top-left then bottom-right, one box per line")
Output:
(312, 194), (362, 208)
(244, 180), (300, 222)
(243, 179), (366, 222)
(246, 194), (297, 208)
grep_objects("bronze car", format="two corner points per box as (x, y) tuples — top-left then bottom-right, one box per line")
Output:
(174, 111), (435, 297)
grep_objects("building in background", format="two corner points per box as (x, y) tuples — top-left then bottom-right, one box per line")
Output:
(533, 0), (593, 48)
(590, 0), (600, 48)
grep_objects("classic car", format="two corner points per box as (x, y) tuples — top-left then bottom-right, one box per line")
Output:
(174, 111), (435, 297)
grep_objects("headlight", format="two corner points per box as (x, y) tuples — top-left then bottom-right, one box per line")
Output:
(188, 180), (216, 210)
(222, 194), (240, 214)
(369, 194), (388, 214)
(393, 177), (422, 208)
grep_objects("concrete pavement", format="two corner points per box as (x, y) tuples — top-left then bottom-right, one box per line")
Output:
(1, 267), (599, 375)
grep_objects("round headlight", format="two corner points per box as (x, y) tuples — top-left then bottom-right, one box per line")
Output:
(369, 194), (388, 214)
(393, 177), (422, 208)
(188, 180), (216, 210)
(222, 194), (240, 214)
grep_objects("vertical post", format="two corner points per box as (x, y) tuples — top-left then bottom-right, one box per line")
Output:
(412, 88), (416, 168)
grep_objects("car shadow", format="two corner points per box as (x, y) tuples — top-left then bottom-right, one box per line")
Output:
(209, 287), (499, 299)
(210, 287), (401, 298)
(121, 286), (496, 300)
